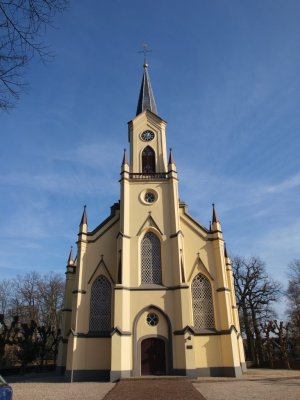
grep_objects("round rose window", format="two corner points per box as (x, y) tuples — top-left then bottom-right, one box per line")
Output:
(146, 312), (159, 326)
(144, 192), (155, 203)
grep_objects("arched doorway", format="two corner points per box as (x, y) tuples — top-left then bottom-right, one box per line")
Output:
(141, 337), (166, 375)
(133, 306), (173, 377)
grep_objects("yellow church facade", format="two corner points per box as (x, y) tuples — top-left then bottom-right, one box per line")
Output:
(57, 63), (246, 381)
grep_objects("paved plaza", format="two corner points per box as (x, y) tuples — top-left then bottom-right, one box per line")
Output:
(7, 369), (300, 400)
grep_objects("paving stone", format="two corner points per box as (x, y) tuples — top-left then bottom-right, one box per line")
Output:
(103, 378), (206, 400)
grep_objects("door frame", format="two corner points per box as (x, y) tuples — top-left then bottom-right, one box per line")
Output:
(139, 335), (168, 376)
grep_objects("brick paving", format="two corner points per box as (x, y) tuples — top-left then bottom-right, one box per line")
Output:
(103, 378), (206, 400)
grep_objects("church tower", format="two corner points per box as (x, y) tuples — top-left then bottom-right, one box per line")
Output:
(57, 62), (246, 381)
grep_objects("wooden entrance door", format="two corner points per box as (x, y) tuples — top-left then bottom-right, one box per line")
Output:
(141, 338), (166, 375)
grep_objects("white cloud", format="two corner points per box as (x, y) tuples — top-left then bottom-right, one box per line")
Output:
(180, 164), (300, 214)
(265, 172), (300, 193)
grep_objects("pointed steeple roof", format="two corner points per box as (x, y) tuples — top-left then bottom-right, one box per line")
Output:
(122, 148), (129, 166)
(168, 148), (175, 165)
(212, 203), (218, 223)
(136, 63), (158, 116)
(224, 243), (228, 258)
(80, 205), (87, 226)
(67, 246), (74, 265)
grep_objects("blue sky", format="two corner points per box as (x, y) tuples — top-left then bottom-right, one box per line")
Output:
(1, 0), (300, 316)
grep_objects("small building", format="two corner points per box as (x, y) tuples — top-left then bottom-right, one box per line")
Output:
(57, 63), (246, 381)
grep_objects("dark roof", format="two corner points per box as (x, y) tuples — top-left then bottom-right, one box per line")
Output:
(212, 203), (218, 223)
(67, 246), (73, 265)
(136, 64), (158, 116)
(168, 148), (175, 164)
(80, 205), (87, 226)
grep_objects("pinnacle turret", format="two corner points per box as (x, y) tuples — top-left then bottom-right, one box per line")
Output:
(212, 203), (218, 224)
(136, 63), (158, 116)
(79, 205), (87, 227)
(67, 246), (74, 266)
(224, 243), (228, 258)
(168, 148), (175, 165)
(211, 203), (222, 233)
(122, 148), (129, 166)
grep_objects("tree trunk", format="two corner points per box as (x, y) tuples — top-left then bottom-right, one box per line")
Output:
(251, 310), (264, 367)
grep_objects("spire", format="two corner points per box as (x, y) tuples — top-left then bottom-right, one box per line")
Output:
(67, 246), (74, 265)
(211, 203), (222, 234)
(168, 148), (175, 165)
(212, 203), (218, 223)
(122, 148), (129, 166)
(80, 205), (87, 226)
(136, 63), (158, 116)
(224, 243), (228, 258)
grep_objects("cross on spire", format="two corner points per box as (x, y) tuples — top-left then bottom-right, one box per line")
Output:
(136, 44), (158, 116)
(138, 43), (152, 66)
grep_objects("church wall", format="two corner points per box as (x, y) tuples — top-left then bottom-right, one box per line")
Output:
(65, 336), (111, 381)
(179, 214), (239, 333)
(60, 64), (246, 380)
(74, 222), (119, 334)
(85, 221), (119, 282)
(180, 217), (214, 281)
(136, 309), (168, 338)
(172, 335), (187, 370)
(219, 333), (241, 367)
(124, 181), (182, 288)
(66, 336), (74, 371)
(194, 336), (222, 367)
(67, 338), (111, 370)
(110, 334), (132, 380)
(129, 113), (167, 173)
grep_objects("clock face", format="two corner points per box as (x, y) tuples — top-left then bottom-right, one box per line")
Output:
(141, 130), (155, 141)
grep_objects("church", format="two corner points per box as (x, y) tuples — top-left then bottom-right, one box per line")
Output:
(57, 62), (246, 382)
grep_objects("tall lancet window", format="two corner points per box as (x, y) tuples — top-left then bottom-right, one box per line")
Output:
(141, 232), (161, 284)
(89, 275), (112, 333)
(142, 146), (156, 173)
(192, 274), (215, 329)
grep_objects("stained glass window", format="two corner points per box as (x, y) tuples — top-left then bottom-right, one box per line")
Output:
(192, 274), (215, 329)
(141, 232), (161, 284)
(142, 146), (156, 173)
(89, 275), (112, 333)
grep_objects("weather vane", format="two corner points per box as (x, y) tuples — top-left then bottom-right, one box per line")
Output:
(138, 43), (152, 65)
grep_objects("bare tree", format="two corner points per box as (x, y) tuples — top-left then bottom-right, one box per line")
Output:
(286, 259), (300, 358)
(14, 319), (39, 373)
(232, 256), (281, 366)
(12, 271), (42, 323)
(0, 314), (19, 367)
(0, 271), (64, 370)
(38, 272), (64, 329)
(0, 279), (13, 315)
(0, 0), (68, 110)
(261, 320), (291, 369)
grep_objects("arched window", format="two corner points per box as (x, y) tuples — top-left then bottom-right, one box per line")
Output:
(192, 274), (215, 329)
(141, 232), (161, 284)
(89, 275), (112, 333)
(142, 146), (156, 173)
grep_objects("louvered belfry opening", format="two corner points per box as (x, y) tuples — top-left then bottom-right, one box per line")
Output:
(142, 146), (156, 173)
(192, 274), (215, 329)
(89, 275), (112, 333)
(141, 232), (161, 284)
